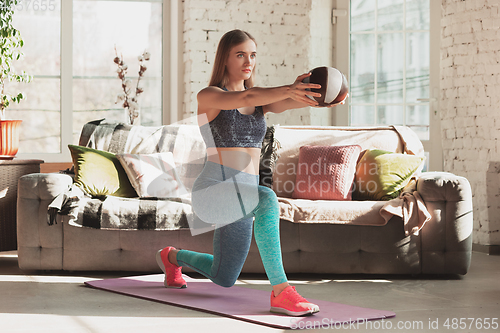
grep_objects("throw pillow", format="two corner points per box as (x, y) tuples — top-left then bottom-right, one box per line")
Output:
(68, 145), (137, 198)
(353, 149), (425, 201)
(117, 152), (188, 198)
(292, 145), (362, 200)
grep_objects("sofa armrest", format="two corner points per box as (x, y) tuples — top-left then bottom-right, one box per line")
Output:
(416, 172), (473, 274)
(17, 173), (73, 270)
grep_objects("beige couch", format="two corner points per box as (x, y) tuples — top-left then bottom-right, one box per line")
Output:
(17, 120), (473, 275)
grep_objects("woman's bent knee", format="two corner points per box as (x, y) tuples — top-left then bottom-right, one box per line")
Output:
(257, 186), (278, 211)
(258, 186), (277, 200)
(213, 274), (238, 288)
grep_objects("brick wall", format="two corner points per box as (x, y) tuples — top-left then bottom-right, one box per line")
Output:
(181, 0), (333, 125)
(441, 0), (500, 245)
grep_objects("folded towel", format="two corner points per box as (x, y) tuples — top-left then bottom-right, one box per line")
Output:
(380, 178), (431, 236)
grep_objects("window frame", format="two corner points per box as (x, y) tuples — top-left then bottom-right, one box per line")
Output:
(333, 0), (442, 171)
(16, 0), (181, 163)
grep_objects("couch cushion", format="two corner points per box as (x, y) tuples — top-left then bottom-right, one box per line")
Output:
(291, 144), (361, 200)
(278, 197), (387, 225)
(68, 145), (137, 198)
(117, 152), (189, 198)
(271, 125), (424, 198)
(353, 149), (425, 200)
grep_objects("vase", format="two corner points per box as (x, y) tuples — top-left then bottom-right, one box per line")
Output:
(0, 120), (22, 159)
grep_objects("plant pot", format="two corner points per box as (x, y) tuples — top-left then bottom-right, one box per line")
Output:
(0, 120), (22, 159)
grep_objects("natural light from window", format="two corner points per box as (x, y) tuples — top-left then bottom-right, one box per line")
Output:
(9, 0), (163, 155)
(349, 0), (430, 141)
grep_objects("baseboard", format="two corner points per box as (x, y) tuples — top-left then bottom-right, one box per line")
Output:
(472, 243), (500, 255)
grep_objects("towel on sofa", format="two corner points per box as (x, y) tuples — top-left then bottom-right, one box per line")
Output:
(379, 178), (431, 236)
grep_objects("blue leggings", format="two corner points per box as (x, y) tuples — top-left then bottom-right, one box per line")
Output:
(176, 160), (287, 287)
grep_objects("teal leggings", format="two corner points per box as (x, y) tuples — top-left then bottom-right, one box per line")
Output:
(177, 161), (287, 287)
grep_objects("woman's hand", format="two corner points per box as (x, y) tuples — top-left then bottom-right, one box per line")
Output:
(286, 72), (322, 107)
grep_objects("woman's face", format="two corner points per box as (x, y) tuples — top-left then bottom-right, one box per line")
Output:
(225, 39), (257, 84)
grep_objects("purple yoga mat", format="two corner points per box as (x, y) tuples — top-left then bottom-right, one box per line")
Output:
(85, 274), (395, 329)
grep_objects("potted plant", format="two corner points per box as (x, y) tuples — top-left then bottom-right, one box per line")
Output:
(0, 0), (32, 159)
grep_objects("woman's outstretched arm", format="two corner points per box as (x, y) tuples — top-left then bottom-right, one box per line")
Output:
(197, 73), (321, 115)
(263, 95), (348, 114)
(263, 73), (348, 114)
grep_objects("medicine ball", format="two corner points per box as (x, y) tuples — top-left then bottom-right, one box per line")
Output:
(303, 66), (349, 106)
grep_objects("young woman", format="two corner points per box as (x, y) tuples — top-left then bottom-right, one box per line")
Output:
(156, 29), (345, 316)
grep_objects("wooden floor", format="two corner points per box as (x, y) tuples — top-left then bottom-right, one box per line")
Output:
(0, 251), (499, 333)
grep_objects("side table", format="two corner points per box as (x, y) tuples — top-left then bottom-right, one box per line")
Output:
(0, 159), (44, 251)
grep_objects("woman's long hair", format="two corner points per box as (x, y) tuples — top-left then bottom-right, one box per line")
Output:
(209, 29), (257, 89)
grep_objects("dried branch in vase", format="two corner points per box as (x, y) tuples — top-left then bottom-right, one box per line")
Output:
(114, 47), (150, 125)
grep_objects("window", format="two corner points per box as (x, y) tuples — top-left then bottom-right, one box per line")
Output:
(9, 0), (61, 154)
(72, 0), (163, 144)
(335, 0), (442, 171)
(9, 0), (175, 162)
(350, 0), (430, 137)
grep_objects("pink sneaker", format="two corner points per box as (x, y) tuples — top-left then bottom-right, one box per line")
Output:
(156, 246), (187, 289)
(270, 286), (320, 316)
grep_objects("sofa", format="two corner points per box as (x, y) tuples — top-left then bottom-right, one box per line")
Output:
(17, 119), (473, 275)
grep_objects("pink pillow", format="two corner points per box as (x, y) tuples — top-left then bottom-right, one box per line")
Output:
(292, 145), (362, 200)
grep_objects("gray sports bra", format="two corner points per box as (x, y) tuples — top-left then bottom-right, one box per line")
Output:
(199, 88), (267, 148)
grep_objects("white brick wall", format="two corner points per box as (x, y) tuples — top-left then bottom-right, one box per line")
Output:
(441, 0), (500, 245)
(181, 0), (333, 125)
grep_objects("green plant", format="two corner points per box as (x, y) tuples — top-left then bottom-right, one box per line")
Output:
(0, 0), (32, 120)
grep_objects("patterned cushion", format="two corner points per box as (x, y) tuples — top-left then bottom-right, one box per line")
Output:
(68, 144), (137, 198)
(292, 145), (362, 200)
(117, 152), (189, 198)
